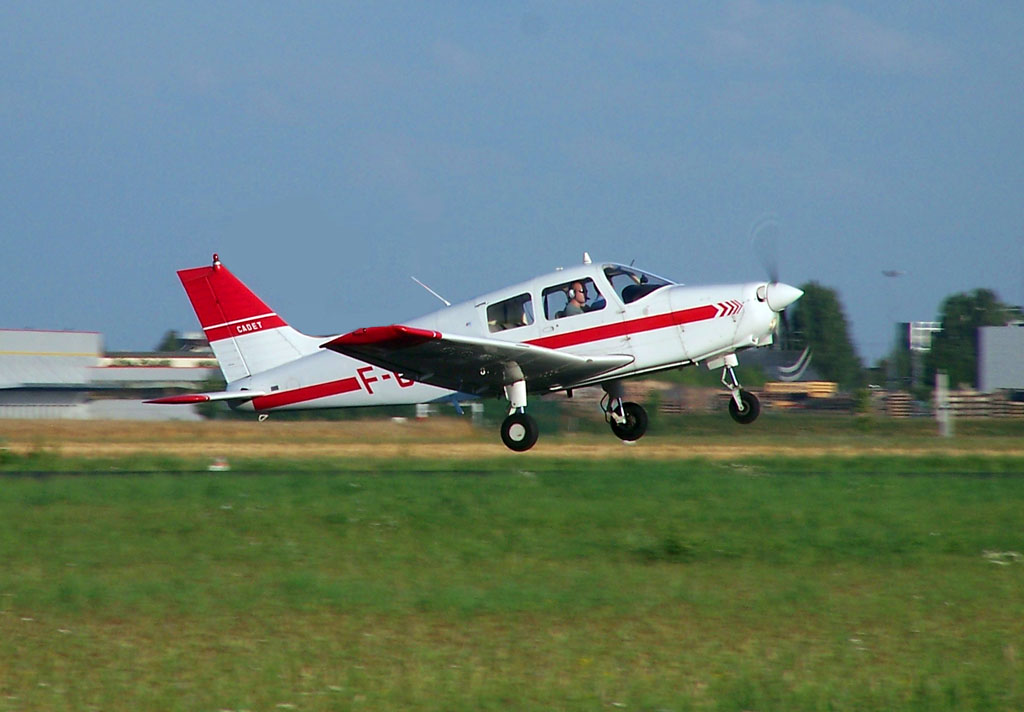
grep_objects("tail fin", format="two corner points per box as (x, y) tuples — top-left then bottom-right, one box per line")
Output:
(177, 254), (321, 383)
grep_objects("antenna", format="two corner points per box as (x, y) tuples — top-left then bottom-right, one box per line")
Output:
(411, 276), (451, 307)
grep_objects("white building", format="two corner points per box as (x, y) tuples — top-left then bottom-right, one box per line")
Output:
(0, 329), (217, 419)
(978, 326), (1024, 393)
(0, 329), (101, 418)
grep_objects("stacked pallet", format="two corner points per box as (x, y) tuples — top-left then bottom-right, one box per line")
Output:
(993, 399), (1024, 418)
(763, 381), (838, 398)
(886, 391), (913, 418)
(658, 400), (683, 415)
(948, 390), (991, 417)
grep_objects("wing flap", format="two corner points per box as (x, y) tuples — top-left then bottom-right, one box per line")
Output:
(322, 325), (632, 395)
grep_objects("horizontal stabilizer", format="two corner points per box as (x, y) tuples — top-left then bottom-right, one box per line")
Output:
(145, 390), (266, 405)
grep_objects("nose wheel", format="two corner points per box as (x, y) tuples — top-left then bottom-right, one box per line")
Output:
(728, 388), (760, 424)
(501, 412), (539, 451)
(722, 362), (761, 424)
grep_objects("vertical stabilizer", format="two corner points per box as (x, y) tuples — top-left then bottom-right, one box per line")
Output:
(177, 254), (320, 383)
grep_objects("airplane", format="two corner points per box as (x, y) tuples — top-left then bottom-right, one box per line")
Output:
(148, 253), (803, 451)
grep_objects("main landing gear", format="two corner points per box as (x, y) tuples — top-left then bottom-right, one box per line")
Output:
(602, 381), (649, 442)
(498, 377), (653, 452)
(500, 377), (539, 452)
(501, 411), (539, 452)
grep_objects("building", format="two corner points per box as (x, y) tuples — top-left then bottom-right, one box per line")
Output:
(904, 321), (942, 353)
(890, 321), (943, 388)
(0, 329), (102, 418)
(0, 329), (217, 420)
(978, 326), (1024, 394)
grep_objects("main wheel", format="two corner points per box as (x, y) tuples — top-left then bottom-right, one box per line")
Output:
(501, 412), (539, 451)
(728, 389), (760, 424)
(609, 401), (648, 441)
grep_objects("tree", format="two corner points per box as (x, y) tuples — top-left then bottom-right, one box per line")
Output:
(155, 329), (181, 352)
(926, 289), (1011, 389)
(788, 281), (864, 389)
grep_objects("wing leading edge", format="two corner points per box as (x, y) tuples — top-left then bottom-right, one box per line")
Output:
(322, 325), (633, 396)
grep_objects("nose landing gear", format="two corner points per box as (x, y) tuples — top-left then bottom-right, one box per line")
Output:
(715, 354), (761, 425)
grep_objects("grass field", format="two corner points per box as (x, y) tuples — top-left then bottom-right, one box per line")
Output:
(2, 418), (1024, 710)
(4, 412), (1024, 462)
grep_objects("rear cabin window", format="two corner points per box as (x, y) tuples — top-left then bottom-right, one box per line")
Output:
(487, 293), (535, 332)
(542, 278), (606, 320)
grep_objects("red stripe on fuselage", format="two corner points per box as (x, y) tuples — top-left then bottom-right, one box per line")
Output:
(527, 304), (721, 350)
(251, 376), (361, 410)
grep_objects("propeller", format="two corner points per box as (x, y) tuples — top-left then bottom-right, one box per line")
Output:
(751, 214), (782, 285)
(749, 215), (802, 351)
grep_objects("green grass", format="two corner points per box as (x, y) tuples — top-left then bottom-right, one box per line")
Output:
(2, 458), (1024, 710)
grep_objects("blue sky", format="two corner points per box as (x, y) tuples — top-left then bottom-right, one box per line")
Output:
(2, 3), (1022, 363)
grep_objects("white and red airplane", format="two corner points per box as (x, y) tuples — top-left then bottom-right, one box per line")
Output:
(148, 253), (802, 451)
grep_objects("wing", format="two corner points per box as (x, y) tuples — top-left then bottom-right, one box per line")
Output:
(321, 325), (633, 396)
(145, 390), (266, 405)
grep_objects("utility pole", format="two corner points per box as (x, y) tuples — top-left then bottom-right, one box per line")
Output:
(882, 270), (906, 391)
(936, 371), (954, 437)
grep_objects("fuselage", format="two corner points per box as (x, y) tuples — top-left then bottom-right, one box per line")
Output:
(231, 262), (783, 412)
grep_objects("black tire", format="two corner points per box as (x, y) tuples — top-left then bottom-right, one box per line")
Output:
(728, 389), (760, 425)
(610, 401), (648, 441)
(500, 412), (539, 451)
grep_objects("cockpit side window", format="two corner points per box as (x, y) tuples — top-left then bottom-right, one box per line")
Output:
(542, 278), (606, 320)
(603, 266), (672, 304)
(487, 293), (534, 333)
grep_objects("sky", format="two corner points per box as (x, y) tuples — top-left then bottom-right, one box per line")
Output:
(2, 2), (1022, 364)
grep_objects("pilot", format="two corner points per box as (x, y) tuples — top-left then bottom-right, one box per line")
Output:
(563, 281), (588, 316)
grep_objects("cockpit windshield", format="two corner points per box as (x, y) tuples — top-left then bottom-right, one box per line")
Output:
(603, 265), (674, 304)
